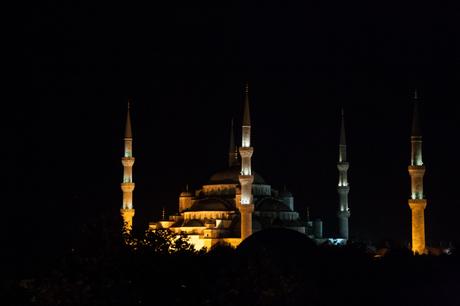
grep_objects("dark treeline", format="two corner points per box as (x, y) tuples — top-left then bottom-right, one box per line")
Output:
(2, 215), (459, 306)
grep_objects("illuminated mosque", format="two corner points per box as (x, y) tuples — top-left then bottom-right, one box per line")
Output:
(119, 85), (350, 250)
(119, 86), (427, 253)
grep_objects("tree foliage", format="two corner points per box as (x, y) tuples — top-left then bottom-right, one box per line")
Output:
(123, 228), (205, 255)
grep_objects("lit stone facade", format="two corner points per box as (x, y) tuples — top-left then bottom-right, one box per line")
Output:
(148, 164), (308, 249)
(408, 95), (427, 254)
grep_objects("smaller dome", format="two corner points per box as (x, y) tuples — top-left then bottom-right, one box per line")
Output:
(189, 198), (232, 211)
(180, 191), (192, 197)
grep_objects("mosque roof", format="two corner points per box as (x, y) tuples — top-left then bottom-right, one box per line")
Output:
(182, 219), (205, 227)
(180, 191), (192, 197)
(279, 189), (293, 198)
(256, 198), (291, 212)
(229, 214), (263, 233)
(189, 198), (233, 211)
(208, 165), (266, 184)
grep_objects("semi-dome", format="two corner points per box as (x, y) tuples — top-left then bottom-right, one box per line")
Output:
(256, 198), (291, 212)
(182, 219), (204, 227)
(208, 165), (266, 184)
(279, 189), (293, 198)
(230, 214), (263, 233)
(189, 198), (232, 211)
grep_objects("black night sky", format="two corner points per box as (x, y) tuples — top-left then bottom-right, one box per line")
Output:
(7, 2), (460, 264)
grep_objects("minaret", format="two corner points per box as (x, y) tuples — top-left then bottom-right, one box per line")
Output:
(120, 101), (135, 232)
(337, 108), (350, 239)
(228, 119), (239, 167)
(408, 91), (427, 254)
(238, 83), (254, 240)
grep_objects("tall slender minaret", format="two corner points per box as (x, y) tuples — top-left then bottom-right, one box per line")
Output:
(228, 118), (239, 167)
(337, 108), (350, 239)
(238, 83), (254, 240)
(408, 91), (427, 254)
(120, 101), (135, 232)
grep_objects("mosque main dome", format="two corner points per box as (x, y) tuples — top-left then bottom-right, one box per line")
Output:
(208, 165), (266, 185)
(189, 198), (233, 211)
(145, 85), (323, 250)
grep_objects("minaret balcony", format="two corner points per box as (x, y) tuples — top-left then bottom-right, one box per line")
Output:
(239, 147), (254, 157)
(337, 185), (350, 192)
(121, 182), (135, 192)
(337, 210), (351, 218)
(239, 175), (254, 185)
(408, 165), (425, 173)
(337, 162), (349, 171)
(120, 208), (135, 219)
(239, 203), (254, 212)
(122, 157), (135, 167)
(408, 199), (427, 210)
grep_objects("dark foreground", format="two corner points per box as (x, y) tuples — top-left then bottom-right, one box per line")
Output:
(2, 219), (459, 306)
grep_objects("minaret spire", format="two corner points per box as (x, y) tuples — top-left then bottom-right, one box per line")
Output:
(242, 82), (251, 127)
(228, 118), (238, 167)
(337, 108), (350, 239)
(120, 100), (135, 232)
(339, 107), (347, 162)
(408, 91), (427, 254)
(411, 91), (422, 138)
(238, 82), (254, 240)
(125, 100), (132, 139)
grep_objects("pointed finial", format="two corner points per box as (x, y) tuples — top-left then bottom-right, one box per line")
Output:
(125, 100), (133, 139)
(339, 107), (347, 162)
(340, 107), (346, 146)
(186, 184), (189, 192)
(411, 91), (422, 137)
(242, 82), (251, 126)
(162, 207), (166, 220)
